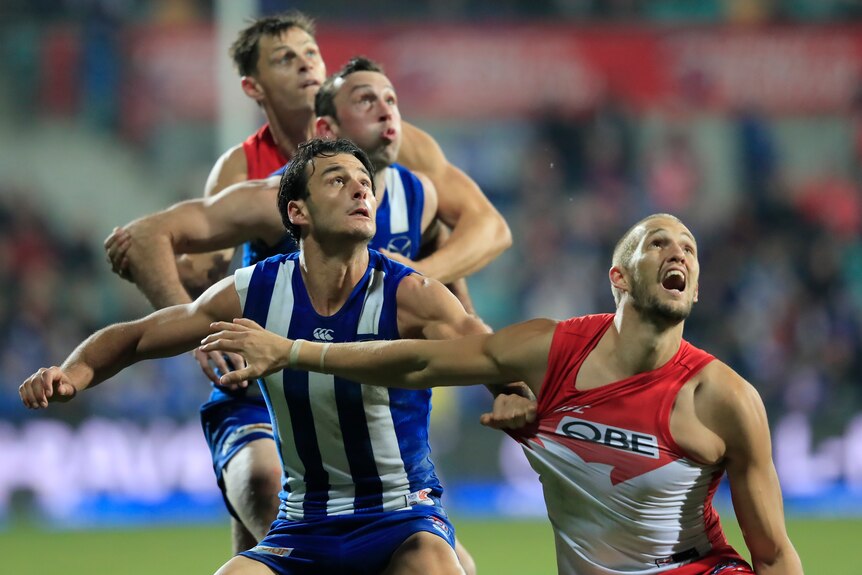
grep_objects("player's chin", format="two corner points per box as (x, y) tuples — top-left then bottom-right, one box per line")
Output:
(344, 223), (375, 242)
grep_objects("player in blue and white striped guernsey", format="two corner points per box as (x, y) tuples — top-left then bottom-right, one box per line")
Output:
(21, 139), (529, 574)
(100, 57), (487, 572)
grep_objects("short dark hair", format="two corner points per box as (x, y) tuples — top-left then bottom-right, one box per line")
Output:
(229, 11), (316, 77)
(315, 57), (386, 120)
(277, 139), (376, 243)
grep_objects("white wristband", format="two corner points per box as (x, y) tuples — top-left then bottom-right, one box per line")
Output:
(288, 339), (305, 369)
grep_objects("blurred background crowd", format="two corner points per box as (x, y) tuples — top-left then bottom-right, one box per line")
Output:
(2, 0), (862, 522)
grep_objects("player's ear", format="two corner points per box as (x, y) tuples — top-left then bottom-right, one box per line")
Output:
(241, 76), (265, 102)
(609, 265), (629, 295)
(693, 281), (699, 303)
(315, 116), (338, 139)
(287, 200), (308, 227)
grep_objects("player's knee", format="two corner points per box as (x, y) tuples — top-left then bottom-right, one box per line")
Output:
(245, 464), (281, 502)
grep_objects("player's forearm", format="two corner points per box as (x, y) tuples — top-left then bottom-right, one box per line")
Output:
(125, 226), (194, 309)
(292, 338), (495, 389)
(59, 323), (148, 393)
(290, 339), (432, 388)
(416, 209), (511, 283)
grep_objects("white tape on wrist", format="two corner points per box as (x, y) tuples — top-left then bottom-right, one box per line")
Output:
(319, 342), (332, 372)
(288, 339), (305, 369)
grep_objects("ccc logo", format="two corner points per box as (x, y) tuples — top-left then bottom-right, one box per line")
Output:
(313, 328), (334, 341)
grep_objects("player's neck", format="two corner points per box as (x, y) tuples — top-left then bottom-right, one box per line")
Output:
(372, 167), (390, 203)
(609, 306), (684, 376)
(298, 241), (370, 316)
(265, 105), (315, 159)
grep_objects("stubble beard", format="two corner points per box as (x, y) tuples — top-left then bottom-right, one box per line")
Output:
(629, 275), (692, 328)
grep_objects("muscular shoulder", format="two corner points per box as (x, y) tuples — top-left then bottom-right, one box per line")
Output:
(205, 144), (249, 197)
(395, 272), (483, 340)
(692, 360), (769, 458)
(398, 122), (446, 177)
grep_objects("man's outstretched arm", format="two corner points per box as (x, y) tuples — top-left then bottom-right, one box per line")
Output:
(20, 277), (242, 409)
(201, 316), (554, 396)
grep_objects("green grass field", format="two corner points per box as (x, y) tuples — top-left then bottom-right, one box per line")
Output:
(1, 516), (854, 574)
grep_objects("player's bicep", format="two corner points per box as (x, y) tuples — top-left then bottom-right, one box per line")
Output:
(184, 182), (279, 252)
(485, 319), (555, 391)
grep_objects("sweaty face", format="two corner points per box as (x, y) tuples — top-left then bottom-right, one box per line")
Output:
(625, 217), (699, 326)
(328, 71), (402, 171)
(302, 153), (377, 242)
(253, 27), (326, 113)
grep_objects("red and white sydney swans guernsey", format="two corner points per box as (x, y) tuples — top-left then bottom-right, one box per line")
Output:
(512, 314), (751, 575)
(243, 124), (290, 179)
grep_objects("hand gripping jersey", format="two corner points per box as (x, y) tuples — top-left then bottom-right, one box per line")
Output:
(234, 250), (443, 520)
(512, 314), (750, 575)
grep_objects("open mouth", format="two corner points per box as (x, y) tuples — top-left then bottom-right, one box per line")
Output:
(300, 80), (320, 89)
(661, 269), (686, 292)
(350, 207), (370, 218)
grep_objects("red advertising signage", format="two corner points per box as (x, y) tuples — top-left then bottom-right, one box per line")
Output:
(316, 24), (862, 117)
(113, 23), (862, 132)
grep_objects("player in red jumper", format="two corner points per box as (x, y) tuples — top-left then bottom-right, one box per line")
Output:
(202, 213), (803, 575)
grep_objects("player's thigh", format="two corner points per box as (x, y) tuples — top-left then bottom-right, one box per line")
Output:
(215, 554), (278, 575)
(382, 531), (464, 575)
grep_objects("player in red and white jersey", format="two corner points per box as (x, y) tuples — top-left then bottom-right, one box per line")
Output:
(202, 213), (803, 575)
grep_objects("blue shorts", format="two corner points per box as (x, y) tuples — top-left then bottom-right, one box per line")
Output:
(200, 395), (273, 517)
(240, 507), (456, 575)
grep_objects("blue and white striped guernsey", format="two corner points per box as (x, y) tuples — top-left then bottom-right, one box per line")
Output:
(233, 249), (443, 521)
